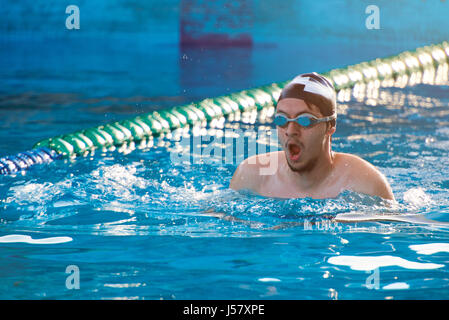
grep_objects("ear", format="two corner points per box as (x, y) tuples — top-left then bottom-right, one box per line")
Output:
(326, 123), (336, 136)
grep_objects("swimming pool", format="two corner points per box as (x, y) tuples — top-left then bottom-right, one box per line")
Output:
(1, 60), (449, 299)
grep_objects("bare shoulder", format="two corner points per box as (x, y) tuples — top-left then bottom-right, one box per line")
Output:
(229, 151), (281, 192)
(336, 152), (395, 201)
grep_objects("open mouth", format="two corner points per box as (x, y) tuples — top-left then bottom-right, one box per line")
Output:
(287, 142), (302, 162)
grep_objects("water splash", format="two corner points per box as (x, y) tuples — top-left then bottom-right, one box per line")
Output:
(403, 187), (432, 208)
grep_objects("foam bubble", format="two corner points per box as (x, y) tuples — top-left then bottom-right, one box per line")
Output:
(0, 234), (72, 244)
(403, 187), (432, 207)
(328, 255), (444, 271)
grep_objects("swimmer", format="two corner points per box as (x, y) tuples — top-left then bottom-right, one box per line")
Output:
(230, 72), (395, 201)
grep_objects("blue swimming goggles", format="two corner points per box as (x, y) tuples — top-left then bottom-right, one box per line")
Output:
(273, 113), (336, 128)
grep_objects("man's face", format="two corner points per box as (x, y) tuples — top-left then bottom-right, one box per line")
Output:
(276, 98), (331, 173)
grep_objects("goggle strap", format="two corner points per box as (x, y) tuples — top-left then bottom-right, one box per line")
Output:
(315, 114), (337, 123)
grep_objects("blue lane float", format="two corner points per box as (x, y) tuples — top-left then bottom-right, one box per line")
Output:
(0, 148), (61, 175)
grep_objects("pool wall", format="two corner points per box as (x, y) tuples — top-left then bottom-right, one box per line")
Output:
(2, 0), (448, 46)
(1, 1), (449, 99)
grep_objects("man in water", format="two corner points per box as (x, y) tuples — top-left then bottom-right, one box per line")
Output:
(230, 72), (395, 201)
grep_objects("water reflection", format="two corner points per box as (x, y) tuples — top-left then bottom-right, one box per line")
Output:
(343, 64), (449, 107)
(179, 47), (253, 98)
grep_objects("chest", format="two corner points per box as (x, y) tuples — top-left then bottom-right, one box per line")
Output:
(258, 170), (347, 199)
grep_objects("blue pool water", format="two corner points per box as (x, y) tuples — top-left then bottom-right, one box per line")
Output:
(3, 0), (449, 302)
(1, 66), (449, 299)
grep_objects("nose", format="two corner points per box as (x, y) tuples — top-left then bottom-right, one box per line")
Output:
(284, 121), (302, 137)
